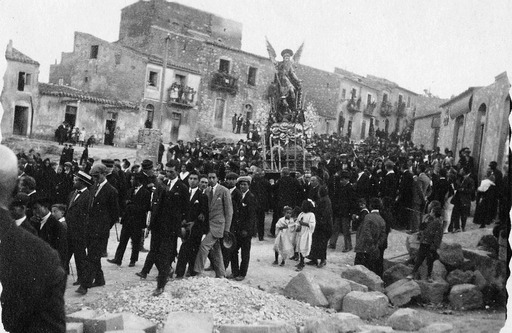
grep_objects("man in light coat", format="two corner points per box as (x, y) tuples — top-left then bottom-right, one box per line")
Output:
(193, 171), (233, 278)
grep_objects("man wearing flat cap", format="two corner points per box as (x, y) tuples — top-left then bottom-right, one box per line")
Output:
(76, 164), (119, 295)
(227, 176), (256, 281)
(66, 170), (93, 286)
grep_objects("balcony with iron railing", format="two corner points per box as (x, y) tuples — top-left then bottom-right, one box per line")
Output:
(210, 71), (238, 95)
(167, 84), (197, 108)
(379, 100), (393, 117)
(364, 101), (377, 115)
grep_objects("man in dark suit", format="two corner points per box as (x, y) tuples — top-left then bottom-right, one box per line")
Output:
(0, 145), (66, 333)
(229, 176), (257, 281)
(250, 168), (271, 241)
(108, 173), (151, 267)
(354, 162), (371, 204)
(142, 160), (189, 296)
(76, 164), (119, 295)
(222, 172), (242, 269)
(31, 196), (68, 268)
(270, 167), (301, 236)
(66, 170), (93, 286)
(396, 163), (414, 230)
(450, 166), (475, 232)
(379, 160), (398, 199)
(329, 171), (356, 251)
(175, 170), (209, 278)
(193, 171), (233, 278)
(8, 192), (37, 235)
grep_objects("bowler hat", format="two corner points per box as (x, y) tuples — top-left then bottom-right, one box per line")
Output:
(101, 159), (115, 168)
(226, 172), (239, 180)
(76, 170), (94, 186)
(141, 159), (154, 170)
(222, 232), (236, 249)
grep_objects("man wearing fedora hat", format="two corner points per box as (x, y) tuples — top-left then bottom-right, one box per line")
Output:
(76, 164), (119, 295)
(66, 170), (93, 286)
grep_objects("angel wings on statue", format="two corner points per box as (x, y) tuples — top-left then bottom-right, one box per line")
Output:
(266, 38), (304, 113)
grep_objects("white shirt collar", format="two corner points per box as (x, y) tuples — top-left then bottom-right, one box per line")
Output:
(15, 216), (26, 227)
(168, 177), (178, 189)
(40, 212), (51, 230)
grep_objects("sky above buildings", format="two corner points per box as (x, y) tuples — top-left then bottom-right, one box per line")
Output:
(1, 0), (511, 99)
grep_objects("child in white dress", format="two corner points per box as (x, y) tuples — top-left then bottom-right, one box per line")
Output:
(295, 200), (316, 271)
(273, 206), (296, 266)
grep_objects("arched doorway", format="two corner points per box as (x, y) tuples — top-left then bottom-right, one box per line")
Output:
(474, 104), (486, 176)
(145, 104), (154, 128)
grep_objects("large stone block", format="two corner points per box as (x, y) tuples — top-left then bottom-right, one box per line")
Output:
(448, 284), (483, 310)
(357, 325), (394, 333)
(463, 248), (507, 289)
(67, 310), (123, 333)
(342, 291), (389, 319)
(339, 265), (384, 292)
(163, 312), (213, 333)
(340, 278), (369, 292)
(303, 313), (364, 333)
(218, 323), (295, 333)
(386, 308), (424, 331)
(472, 270), (488, 290)
(385, 278), (421, 306)
(418, 323), (453, 333)
(284, 272), (329, 307)
(120, 313), (157, 333)
(382, 263), (413, 286)
(66, 322), (84, 333)
(431, 260), (447, 280)
(437, 242), (464, 267)
(446, 269), (473, 287)
(87, 313), (123, 333)
(416, 279), (450, 304)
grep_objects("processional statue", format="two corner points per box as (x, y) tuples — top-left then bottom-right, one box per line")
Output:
(266, 38), (305, 123)
(264, 38), (308, 171)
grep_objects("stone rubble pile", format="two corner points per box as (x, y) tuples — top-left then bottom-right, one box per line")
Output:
(93, 277), (331, 328)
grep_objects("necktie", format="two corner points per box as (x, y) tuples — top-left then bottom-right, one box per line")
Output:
(73, 190), (80, 203)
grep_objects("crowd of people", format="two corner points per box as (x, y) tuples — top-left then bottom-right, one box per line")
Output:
(1, 128), (510, 330)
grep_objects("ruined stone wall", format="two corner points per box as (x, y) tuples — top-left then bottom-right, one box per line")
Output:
(32, 95), (143, 146)
(0, 60), (39, 137)
(49, 32), (147, 103)
(118, 0), (242, 50)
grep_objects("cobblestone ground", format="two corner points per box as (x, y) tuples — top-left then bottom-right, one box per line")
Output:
(2, 138), (508, 332)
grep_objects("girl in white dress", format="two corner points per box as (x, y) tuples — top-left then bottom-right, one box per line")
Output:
(295, 199), (316, 271)
(273, 206), (296, 266)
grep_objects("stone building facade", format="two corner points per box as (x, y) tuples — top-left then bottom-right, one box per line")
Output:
(437, 72), (510, 178)
(334, 68), (417, 142)
(411, 95), (447, 150)
(1, 41), (40, 138)
(3, 0), (421, 148)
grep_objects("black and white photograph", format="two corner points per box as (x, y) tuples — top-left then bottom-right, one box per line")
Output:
(0, 0), (510, 332)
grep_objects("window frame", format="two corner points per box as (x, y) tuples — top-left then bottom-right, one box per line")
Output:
(90, 45), (99, 59)
(247, 66), (257, 86)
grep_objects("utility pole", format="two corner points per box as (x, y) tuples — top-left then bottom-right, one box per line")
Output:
(158, 34), (171, 129)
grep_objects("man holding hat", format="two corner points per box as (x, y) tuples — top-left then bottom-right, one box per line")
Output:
(66, 170), (93, 286)
(8, 192), (37, 235)
(228, 176), (257, 281)
(193, 171), (233, 278)
(76, 163), (119, 295)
